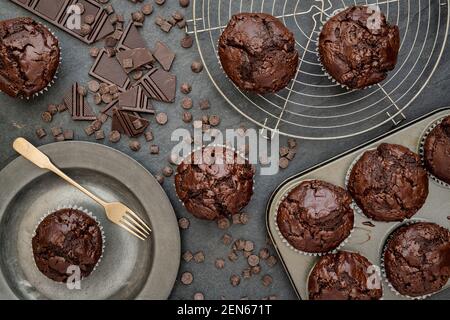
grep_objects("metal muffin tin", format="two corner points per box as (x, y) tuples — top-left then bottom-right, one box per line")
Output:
(266, 107), (450, 300)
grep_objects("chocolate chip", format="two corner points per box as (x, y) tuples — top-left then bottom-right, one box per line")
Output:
(47, 104), (58, 115)
(222, 234), (232, 245)
(51, 127), (62, 137)
(142, 4), (153, 15)
(150, 144), (159, 154)
(182, 111), (192, 123)
(230, 274), (240, 287)
(95, 130), (105, 140)
(129, 140), (141, 151)
(179, 0), (190, 7)
(191, 60), (203, 73)
(108, 84), (119, 94)
(167, 17), (177, 26)
(286, 150), (296, 161)
(209, 115), (220, 126)
(88, 80), (100, 93)
(262, 275), (273, 287)
(362, 221), (376, 227)
(180, 34), (193, 48)
(172, 11), (184, 21)
(217, 217), (230, 230)
(242, 268), (252, 279)
(93, 93), (102, 105)
(240, 212), (249, 224)
(132, 70), (143, 80)
(251, 265), (261, 275)
(279, 157), (289, 169)
(198, 99), (210, 110)
(215, 258), (225, 269)
(131, 11), (145, 23)
(266, 255), (278, 267)
(156, 112), (168, 125)
(244, 241), (254, 252)
(180, 83), (191, 94)
(182, 250), (193, 262)
(228, 251), (238, 262)
(180, 272), (193, 285)
(41, 111), (52, 123)
(84, 14), (95, 25)
(54, 134), (64, 142)
(106, 47), (116, 57)
(178, 217), (190, 229)
(80, 24), (92, 36)
(102, 93), (113, 104)
(57, 104), (67, 113)
(99, 83), (109, 94)
(162, 166), (173, 177)
(232, 214), (241, 225)
(247, 254), (260, 267)
(35, 128), (46, 139)
(63, 129), (74, 140)
(279, 146), (289, 157)
(193, 293), (204, 300)
(144, 130), (154, 142)
(243, 251), (251, 258)
(259, 248), (270, 260)
(193, 251), (205, 263)
(155, 15), (165, 27)
(287, 137), (297, 149)
(233, 239), (246, 251)
(160, 21), (172, 33)
(181, 97), (193, 109)
(84, 125), (95, 136)
(90, 47), (100, 58)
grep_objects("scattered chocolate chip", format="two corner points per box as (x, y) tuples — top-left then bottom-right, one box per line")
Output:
(193, 292), (204, 300)
(156, 112), (168, 125)
(178, 217), (190, 229)
(150, 144), (159, 154)
(242, 268), (252, 279)
(215, 258), (225, 269)
(90, 47), (100, 57)
(193, 251), (205, 263)
(180, 83), (191, 94)
(172, 11), (184, 21)
(95, 130), (105, 140)
(144, 130), (154, 142)
(217, 217), (230, 230)
(47, 104), (58, 115)
(362, 221), (376, 227)
(287, 137), (297, 149)
(51, 127), (62, 137)
(259, 248), (270, 260)
(228, 251), (238, 262)
(279, 146), (289, 157)
(155, 15), (165, 26)
(99, 83), (109, 94)
(57, 103), (67, 113)
(182, 111), (193, 123)
(198, 99), (210, 110)
(177, 19), (186, 29)
(131, 11), (145, 23)
(63, 129), (74, 140)
(262, 275), (273, 287)
(88, 80), (100, 93)
(84, 125), (95, 136)
(80, 24), (92, 36)
(142, 4), (153, 15)
(160, 21), (172, 33)
(179, 0), (190, 7)
(181, 97), (193, 110)
(132, 70), (144, 80)
(266, 255), (278, 267)
(41, 111), (52, 123)
(279, 157), (289, 169)
(209, 115), (220, 126)
(155, 174), (164, 184)
(84, 14), (95, 25)
(243, 251), (251, 258)
(102, 93), (113, 104)
(222, 234), (232, 245)
(180, 34), (193, 48)
(244, 241), (254, 252)
(240, 212), (249, 224)
(247, 254), (260, 267)
(286, 150), (296, 161)
(230, 274), (240, 287)
(93, 93), (102, 105)
(35, 128), (46, 139)
(181, 272), (193, 285)
(232, 214), (241, 225)
(128, 140), (141, 151)
(191, 61), (203, 73)
(182, 250), (193, 262)
(162, 166), (174, 177)
(105, 47), (116, 57)
(54, 134), (64, 142)
(251, 265), (261, 275)
(167, 17), (177, 26)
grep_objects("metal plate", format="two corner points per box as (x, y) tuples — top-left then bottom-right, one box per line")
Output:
(0, 141), (180, 300)
(266, 108), (450, 300)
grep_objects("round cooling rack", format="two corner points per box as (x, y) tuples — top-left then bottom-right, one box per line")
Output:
(186, 0), (449, 140)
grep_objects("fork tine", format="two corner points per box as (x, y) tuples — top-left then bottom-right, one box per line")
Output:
(125, 210), (152, 232)
(121, 218), (148, 239)
(123, 213), (150, 235)
(117, 221), (146, 241)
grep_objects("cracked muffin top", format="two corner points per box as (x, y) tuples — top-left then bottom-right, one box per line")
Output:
(383, 222), (450, 297)
(348, 143), (428, 222)
(318, 6), (400, 89)
(218, 13), (299, 94)
(308, 251), (383, 300)
(0, 17), (60, 98)
(276, 180), (354, 253)
(423, 116), (450, 185)
(175, 146), (255, 220)
(32, 208), (103, 283)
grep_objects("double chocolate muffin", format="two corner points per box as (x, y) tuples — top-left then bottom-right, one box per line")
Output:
(348, 143), (429, 222)
(318, 6), (400, 89)
(175, 146), (255, 220)
(32, 208), (103, 283)
(308, 251), (383, 300)
(423, 116), (450, 185)
(276, 180), (354, 253)
(218, 13), (299, 94)
(0, 17), (60, 98)
(383, 222), (450, 297)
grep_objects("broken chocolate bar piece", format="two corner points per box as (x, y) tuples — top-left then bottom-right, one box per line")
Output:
(153, 41), (175, 71)
(89, 49), (131, 92)
(116, 22), (147, 51)
(118, 86), (154, 114)
(9, 0), (114, 44)
(134, 68), (176, 103)
(111, 109), (149, 137)
(64, 83), (97, 121)
(116, 48), (154, 73)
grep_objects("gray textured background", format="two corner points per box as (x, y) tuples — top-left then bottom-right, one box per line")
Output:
(0, 0), (449, 300)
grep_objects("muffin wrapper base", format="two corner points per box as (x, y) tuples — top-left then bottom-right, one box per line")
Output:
(273, 179), (355, 257)
(31, 204), (106, 284)
(418, 115), (450, 190)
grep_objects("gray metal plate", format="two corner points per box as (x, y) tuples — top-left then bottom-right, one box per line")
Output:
(0, 141), (180, 300)
(267, 108), (450, 300)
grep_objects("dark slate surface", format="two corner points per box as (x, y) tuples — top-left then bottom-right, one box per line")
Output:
(0, 0), (449, 300)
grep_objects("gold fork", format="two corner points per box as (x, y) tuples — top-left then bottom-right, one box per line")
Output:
(13, 137), (151, 240)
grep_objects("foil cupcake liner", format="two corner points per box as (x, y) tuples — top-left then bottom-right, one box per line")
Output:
(379, 218), (435, 300)
(417, 114), (450, 190)
(273, 179), (355, 257)
(31, 204), (106, 284)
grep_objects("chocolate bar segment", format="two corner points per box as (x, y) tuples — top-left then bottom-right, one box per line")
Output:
(64, 83), (97, 121)
(89, 49), (130, 91)
(118, 86), (155, 114)
(116, 22), (147, 51)
(134, 68), (176, 103)
(9, 0), (114, 44)
(153, 41), (175, 71)
(116, 48), (154, 73)
(112, 109), (149, 137)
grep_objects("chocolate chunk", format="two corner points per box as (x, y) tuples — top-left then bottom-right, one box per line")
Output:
(35, 128), (46, 139)
(209, 115), (220, 126)
(109, 130), (121, 142)
(150, 145), (159, 154)
(193, 251), (205, 263)
(155, 15), (165, 27)
(179, 0), (190, 7)
(117, 22), (147, 51)
(41, 111), (52, 123)
(118, 86), (154, 114)
(63, 129), (74, 140)
(129, 140), (141, 151)
(217, 217), (230, 230)
(55, 134), (65, 142)
(160, 21), (172, 33)
(84, 125), (95, 136)
(180, 83), (191, 94)
(198, 99), (210, 110)
(89, 49), (130, 91)
(262, 275), (273, 287)
(95, 130), (105, 140)
(234, 239), (246, 251)
(144, 131), (154, 142)
(247, 254), (260, 267)
(180, 272), (193, 285)
(178, 217), (190, 229)
(286, 150), (296, 161)
(153, 41), (175, 71)
(222, 234), (232, 245)
(259, 248), (270, 260)
(287, 138), (297, 149)
(177, 19), (186, 29)
(279, 146), (289, 157)
(232, 214), (241, 225)
(142, 4), (153, 15)
(156, 112), (168, 125)
(180, 34), (193, 48)
(182, 111), (192, 123)
(131, 11), (145, 23)
(51, 127), (62, 137)
(240, 212), (249, 224)
(266, 255), (277, 267)
(116, 48), (154, 73)
(244, 241), (254, 252)
(112, 109), (149, 137)
(162, 166), (174, 177)
(191, 61), (203, 73)
(134, 68), (176, 103)
(181, 97), (193, 109)
(90, 47), (100, 57)
(279, 157), (289, 169)
(47, 104), (58, 115)
(230, 274), (240, 287)
(182, 250), (193, 262)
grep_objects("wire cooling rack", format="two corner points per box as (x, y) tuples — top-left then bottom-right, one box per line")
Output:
(186, 0), (449, 140)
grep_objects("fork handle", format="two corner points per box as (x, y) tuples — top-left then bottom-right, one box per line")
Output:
(13, 137), (107, 207)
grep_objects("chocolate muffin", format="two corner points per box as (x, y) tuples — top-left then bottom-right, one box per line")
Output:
(175, 146), (255, 220)
(276, 180), (354, 253)
(423, 116), (450, 185)
(348, 143), (428, 222)
(383, 222), (450, 297)
(318, 6), (400, 89)
(0, 17), (60, 98)
(32, 208), (103, 283)
(308, 251), (383, 300)
(218, 13), (299, 94)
